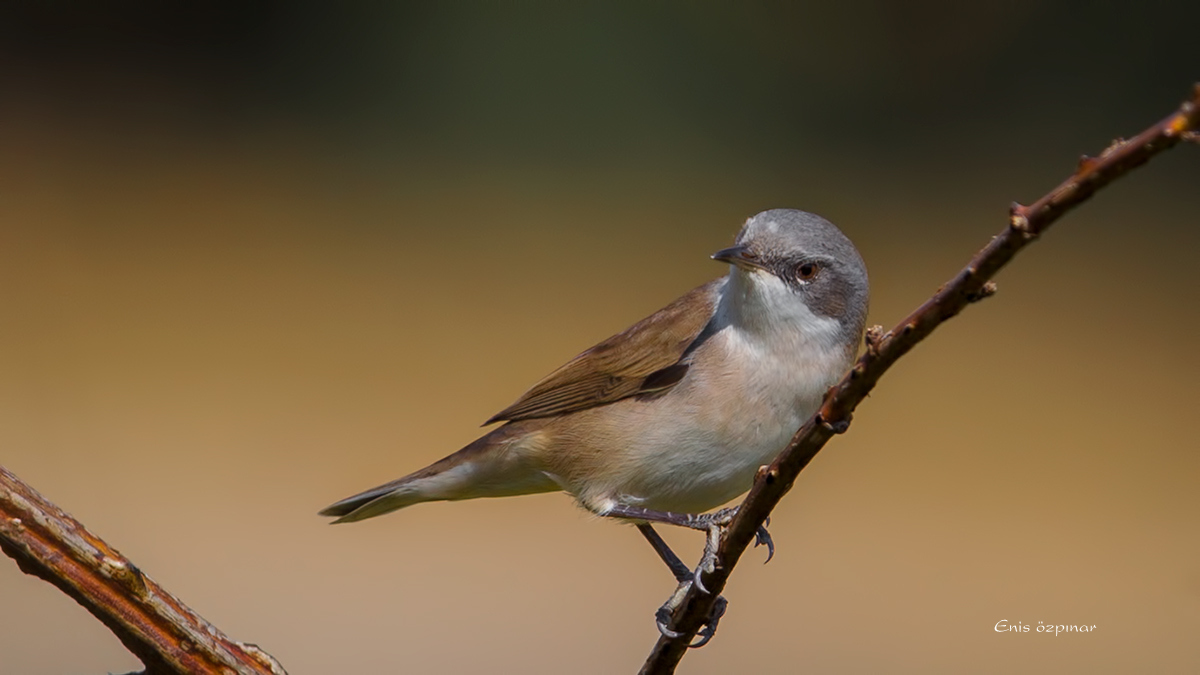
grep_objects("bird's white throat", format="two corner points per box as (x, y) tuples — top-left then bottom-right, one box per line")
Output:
(718, 268), (846, 358)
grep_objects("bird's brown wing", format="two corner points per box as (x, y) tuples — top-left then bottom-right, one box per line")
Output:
(485, 279), (722, 424)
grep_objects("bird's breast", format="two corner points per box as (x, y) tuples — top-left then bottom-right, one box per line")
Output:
(688, 323), (845, 453)
(552, 322), (850, 514)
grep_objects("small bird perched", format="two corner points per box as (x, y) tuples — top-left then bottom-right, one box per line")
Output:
(321, 209), (869, 644)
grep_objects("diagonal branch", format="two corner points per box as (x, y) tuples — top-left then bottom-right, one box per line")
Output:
(641, 83), (1200, 675)
(0, 465), (288, 675)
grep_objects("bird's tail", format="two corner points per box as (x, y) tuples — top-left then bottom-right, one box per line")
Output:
(319, 423), (558, 523)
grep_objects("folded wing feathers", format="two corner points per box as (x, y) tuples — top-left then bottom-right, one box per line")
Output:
(485, 280), (720, 423)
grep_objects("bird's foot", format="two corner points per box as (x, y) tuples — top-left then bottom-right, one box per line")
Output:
(654, 579), (729, 648)
(624, 506), (776, 647)
(687, 509), (775, 594)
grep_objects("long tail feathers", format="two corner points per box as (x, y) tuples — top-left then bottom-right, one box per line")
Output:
(318, 424), (559, 524)
(318, 478), (428, 523)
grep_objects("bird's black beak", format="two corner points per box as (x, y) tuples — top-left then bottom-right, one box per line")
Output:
(711, 245), (768, 271)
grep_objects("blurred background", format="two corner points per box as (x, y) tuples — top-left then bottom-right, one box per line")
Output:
(1, 2), (1197, 673)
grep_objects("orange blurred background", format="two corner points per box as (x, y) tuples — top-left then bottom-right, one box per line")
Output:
(1, 3), (1197, 673)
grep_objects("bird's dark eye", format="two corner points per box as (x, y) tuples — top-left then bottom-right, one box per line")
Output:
(795, 262), (820, 281)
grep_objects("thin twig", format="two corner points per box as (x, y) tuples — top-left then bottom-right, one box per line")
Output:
(0, 465), (288, 675)
(640, 83), (1200, 674)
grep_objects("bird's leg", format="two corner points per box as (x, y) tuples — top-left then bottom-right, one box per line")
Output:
(636, 523), (691, 582)
(611, 506), (775, 647)
(608, 504), (775, 588)
(636, 523), (726, 644)
(634, 522), (728, 646)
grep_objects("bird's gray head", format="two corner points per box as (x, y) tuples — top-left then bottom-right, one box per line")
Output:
(712, 209), (869, 339)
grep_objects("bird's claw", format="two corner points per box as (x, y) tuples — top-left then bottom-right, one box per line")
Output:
(654, 580), (729, 648)
(690, 595), (728, 648)
(691, 509), (775, 591)
(655, 605), (683, 639)
(755, 516), (775, 564)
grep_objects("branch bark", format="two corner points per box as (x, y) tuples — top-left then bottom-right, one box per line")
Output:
(0, 465), (288, 675)
(641, 84), (1200, 674)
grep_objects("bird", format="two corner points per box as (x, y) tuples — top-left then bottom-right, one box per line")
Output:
(320, 208), (869, 645)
